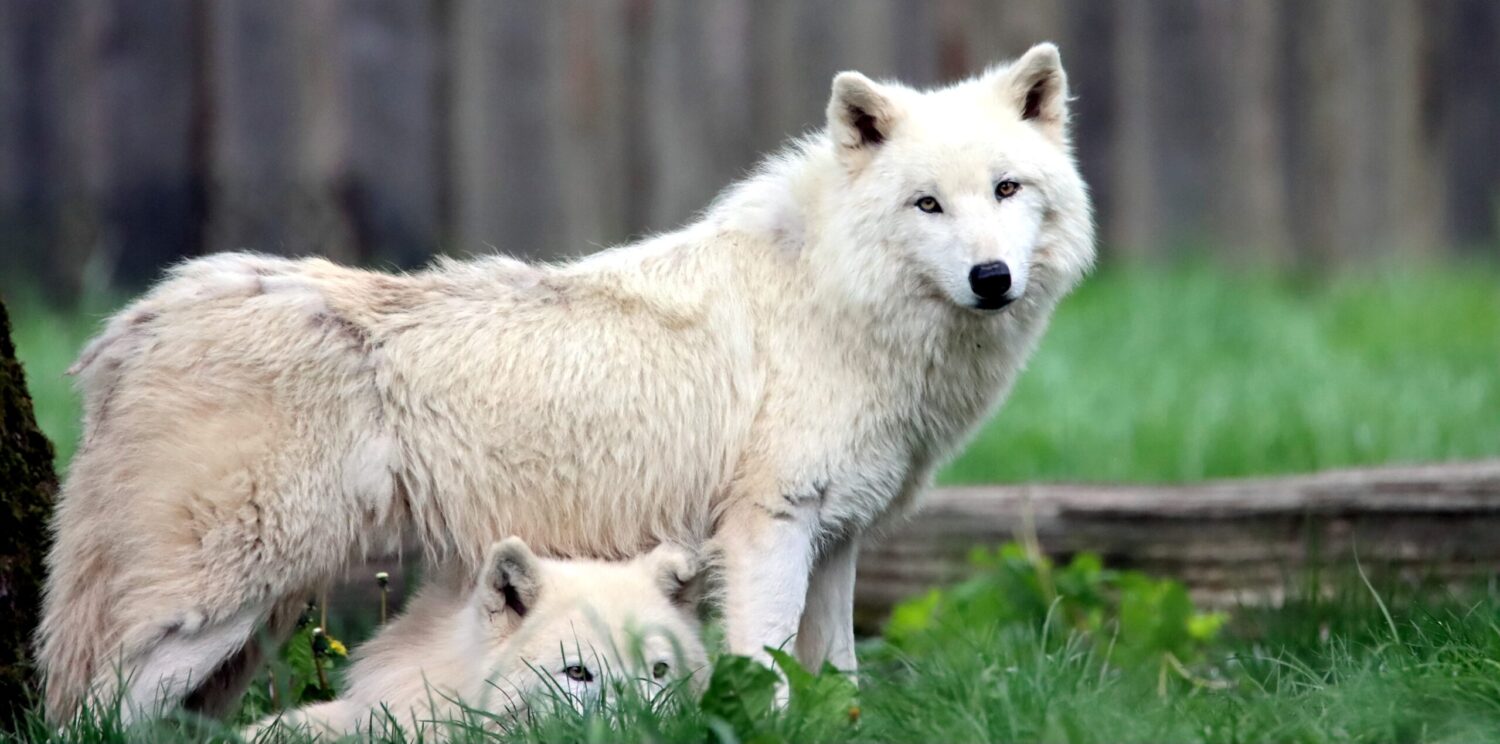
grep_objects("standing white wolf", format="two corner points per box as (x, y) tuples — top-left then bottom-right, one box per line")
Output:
(40, 42), (1094, 721)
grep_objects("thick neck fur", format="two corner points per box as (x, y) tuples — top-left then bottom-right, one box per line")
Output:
(554, 132), (1070, 452)
(555, 130), (1075, 353)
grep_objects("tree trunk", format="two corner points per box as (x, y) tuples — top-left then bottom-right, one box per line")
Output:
(0, 298), (57, 723)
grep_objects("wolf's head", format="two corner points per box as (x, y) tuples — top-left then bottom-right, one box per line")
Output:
(821, 43), (1094, 315)
(470, 538), (708, 713)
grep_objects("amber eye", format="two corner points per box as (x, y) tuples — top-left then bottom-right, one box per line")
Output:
(995, 180), (1021, 199)
(563, 664), (594, 682)
(915, 196), (943, 214)
(652, 661), (670, 679)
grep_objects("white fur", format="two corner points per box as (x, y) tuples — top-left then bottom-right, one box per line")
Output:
(250, 539), (707, 740)
(39, 43), (1094, 720)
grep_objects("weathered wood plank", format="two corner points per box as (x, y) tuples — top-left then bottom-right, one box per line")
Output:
(340, 0), (441, 268)
(207, 0), (331, 258)
(448, 0), (564, 261)
(856, 460), (1500, 625)
(91, 0), (205, 286)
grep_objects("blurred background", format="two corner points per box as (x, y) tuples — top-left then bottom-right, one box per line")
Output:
(2, 0), (1499, 297)
(0, 5), (1498, 720)
(1, 0), (1498, 484)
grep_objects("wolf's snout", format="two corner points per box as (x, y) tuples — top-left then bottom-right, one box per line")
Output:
(968, 261), (1013, 307)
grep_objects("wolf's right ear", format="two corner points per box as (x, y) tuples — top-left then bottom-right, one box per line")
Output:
(828, 72), (901, 161)
(643, 543), (706, 612)
(481, 537), (542, 623)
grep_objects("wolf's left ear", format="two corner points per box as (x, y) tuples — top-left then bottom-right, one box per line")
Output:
(1000, 43), (1069, 144)
(644, 543), (706, 611)
(828, 71), (901, 162)
(481, 537), (543, 623)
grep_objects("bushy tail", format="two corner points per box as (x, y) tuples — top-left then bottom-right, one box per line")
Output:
(38, 252), (315, 722)
(36, 507), (124, 723)
(38, 278), (177, 721)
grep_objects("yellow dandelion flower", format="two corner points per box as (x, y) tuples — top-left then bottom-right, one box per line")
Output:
(328, 637), (348, 657)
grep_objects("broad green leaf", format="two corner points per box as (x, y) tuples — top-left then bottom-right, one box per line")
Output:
(885, 589), (943, 644)
(1188, 611), (1228, 641)
(700, 655), (780, 740)
(766, 649), (859, 739)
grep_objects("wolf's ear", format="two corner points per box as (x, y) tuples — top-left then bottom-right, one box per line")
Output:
(481, 537), (542, 623)
(644, 543), (706, 611)
(1000, 43), (1069, 144)
(827, 71), (901, 160)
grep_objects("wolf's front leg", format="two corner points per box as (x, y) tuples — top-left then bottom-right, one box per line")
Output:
(795, 536), (858, 675)
(717, 497), (819, 668)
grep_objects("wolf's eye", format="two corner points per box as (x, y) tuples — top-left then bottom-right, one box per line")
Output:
(995, 180), (1021, 200)
(915, 196), (943, 214)
(563, 664), (594, 682)
(652, 661), (670, 680)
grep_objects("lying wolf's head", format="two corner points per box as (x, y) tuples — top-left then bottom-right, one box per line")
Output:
(471, 537), (707, 713)
(824, 43), (1094, 314)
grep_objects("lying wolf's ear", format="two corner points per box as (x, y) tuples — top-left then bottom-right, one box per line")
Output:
(1000, 43), (1069, 144)
(481, 537), (542, 623)
(644, 543), (706, 612)
(828, 72), (901, 160)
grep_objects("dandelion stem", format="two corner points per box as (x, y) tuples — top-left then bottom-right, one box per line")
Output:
(377, 571), (390, 625)
(312, 627), (330, 692)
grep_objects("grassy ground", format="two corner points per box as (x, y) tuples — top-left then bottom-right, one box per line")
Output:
(6, 566), (1499, 743)
(945, 263), (1500, 482)
(4, 263), (1499, 742)
(9, 264), (1498, 480)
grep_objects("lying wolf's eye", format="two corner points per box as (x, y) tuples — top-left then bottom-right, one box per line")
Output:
(563, 664), (594, 682)
(995, 180), (1021, 200)
(652, 661), (670, 679)
(915, 196), (943, 214)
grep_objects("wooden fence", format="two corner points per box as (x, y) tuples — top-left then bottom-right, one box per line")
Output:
(2, 0), (1498, 300)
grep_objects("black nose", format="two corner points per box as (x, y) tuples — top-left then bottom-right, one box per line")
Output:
(968, 261), (1012, 301)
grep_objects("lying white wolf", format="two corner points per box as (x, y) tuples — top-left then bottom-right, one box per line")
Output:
(39, 42), (1094, 720)
(250, 538), (707, 740)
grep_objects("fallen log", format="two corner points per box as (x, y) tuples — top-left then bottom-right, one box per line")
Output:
(855, 460), (1500, 627)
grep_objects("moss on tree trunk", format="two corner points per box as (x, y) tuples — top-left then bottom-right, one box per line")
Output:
(0, 298), (58, 722)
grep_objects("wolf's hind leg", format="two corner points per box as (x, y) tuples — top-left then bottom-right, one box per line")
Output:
(118, 603), (266, 724)
(795, 535), (859, 676)
(183, 595), (306, 718)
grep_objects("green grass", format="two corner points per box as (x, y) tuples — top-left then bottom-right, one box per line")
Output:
(860, 589), (1500, 743)
(9, 264), (1498, 480)
(6, 291), (112, 472)
(6, 570), (1500, 743)
(943, 263), (1500, 483)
